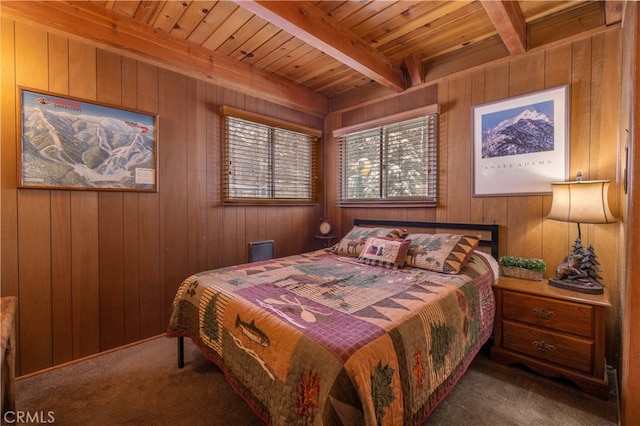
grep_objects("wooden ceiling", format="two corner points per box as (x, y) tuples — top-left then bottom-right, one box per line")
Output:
(1, 1), (624, 115)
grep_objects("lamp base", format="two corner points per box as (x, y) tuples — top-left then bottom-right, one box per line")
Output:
(548, 278), (604, 294)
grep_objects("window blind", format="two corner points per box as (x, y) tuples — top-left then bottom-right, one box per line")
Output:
(337, 114), (438, 206)
(222, 110), (319, 204)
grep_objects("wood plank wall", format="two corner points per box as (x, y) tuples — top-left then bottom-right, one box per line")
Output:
(0, 15), (626, 380)
(0, 18), (324, 376)
(324, 29), (622, 365)
(619, 3), (640, 424)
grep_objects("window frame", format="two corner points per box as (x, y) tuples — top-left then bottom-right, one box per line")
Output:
(333, 105), (439, 207)
(221, 106), (322, 206)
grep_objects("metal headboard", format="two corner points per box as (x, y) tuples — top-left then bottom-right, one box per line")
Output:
(353, 219), (499, 259)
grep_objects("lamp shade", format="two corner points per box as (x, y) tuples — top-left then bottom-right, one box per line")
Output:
(547, 180), (616, 224)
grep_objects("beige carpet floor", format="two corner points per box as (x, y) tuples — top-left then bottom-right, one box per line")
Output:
(14, 336), (618, 425)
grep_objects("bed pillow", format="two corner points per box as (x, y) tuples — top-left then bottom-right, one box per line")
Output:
(356, 236), (411, 270)
(332, 226), (406, 257)
(404, 233), (480, 274)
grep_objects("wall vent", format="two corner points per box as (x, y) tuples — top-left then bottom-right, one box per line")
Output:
(249, 240), (274, 262)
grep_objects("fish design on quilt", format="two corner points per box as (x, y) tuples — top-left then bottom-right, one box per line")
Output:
(228, 332), (276, 381)
(235, 314), (270, 347)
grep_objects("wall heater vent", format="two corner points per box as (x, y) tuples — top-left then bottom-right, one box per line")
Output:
(249, 240), (274, 262)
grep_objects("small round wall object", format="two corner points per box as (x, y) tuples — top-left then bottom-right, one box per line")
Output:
(319, 219), (333, 236)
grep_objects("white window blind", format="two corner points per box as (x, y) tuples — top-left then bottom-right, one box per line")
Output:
(336, 113), (438, 206)
(222, 107), (320, 204)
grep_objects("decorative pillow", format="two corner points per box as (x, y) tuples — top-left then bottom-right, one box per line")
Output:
(356, 236), (411, 270)
(404, 233), (480, 274)
(332, 226), (406, 258)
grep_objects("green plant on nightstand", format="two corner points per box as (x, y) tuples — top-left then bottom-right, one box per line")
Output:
(499, 256), (546, 281)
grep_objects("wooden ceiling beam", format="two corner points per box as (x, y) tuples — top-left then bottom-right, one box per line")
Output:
(604, 0), (624, 26)
(0, 0), (328, 116)
(232, 0), (406, 93)
(480, 0), (527, 56)
(403, 54), (423, 88)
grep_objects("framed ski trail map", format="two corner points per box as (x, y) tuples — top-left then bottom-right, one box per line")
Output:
(18, 87), (158, 192)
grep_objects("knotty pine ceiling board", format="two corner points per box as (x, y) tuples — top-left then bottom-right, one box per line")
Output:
(380, 2), (489, 63)
(241, 30), (297, 68)
(520, 1), (585, 22)
(169, 1), (216, 40)
(133, 1), (164, 25)
(215, 14), (270, 57)
(153, 1), (191, 32)
(109, 1), (141, 18)
(77, 0), (608, 103)
(359, 1), (456, 47)
(201, 5), (254, 51)
(316, 1), (372, 23)
(227, 22), (281, 63)
(181, 2), (238, 45)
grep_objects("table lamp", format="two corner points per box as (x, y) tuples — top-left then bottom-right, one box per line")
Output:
(546, 172), (616, 294)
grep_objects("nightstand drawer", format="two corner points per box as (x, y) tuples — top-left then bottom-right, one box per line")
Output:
(502, 320), (594, 374)
(492, 277), (610, 398)
(502, 290), (594, 338)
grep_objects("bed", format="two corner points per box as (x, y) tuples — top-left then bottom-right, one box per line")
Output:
(166, 220), (500, 425)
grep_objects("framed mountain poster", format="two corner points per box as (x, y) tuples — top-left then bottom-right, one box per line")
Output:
(472, 85), (568, 196)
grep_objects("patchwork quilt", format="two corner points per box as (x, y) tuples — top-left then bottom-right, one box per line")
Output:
(167, 249), (497, 425)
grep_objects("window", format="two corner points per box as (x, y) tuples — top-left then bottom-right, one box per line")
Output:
(221, 106), (321, 205)
(335, 107), (438, 206)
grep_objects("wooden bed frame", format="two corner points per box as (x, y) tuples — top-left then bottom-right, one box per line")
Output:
(175, 219), (500, 368)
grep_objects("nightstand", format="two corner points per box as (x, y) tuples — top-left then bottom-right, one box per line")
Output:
(315, 235), (338, 248)
(491, 276), (611, 399)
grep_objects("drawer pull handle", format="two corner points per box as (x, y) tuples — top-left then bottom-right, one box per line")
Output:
(532, 340), (556, 353)
(533, 308), (555, 319)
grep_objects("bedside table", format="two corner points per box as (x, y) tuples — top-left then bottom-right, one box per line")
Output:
(314, 235), (338, 248)
(491, 276), (611, 399)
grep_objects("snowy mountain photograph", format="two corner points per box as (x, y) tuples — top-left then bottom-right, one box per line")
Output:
(481, 100), (554, 159)
(19, 89), (157, 191)
(472, 86), (568, 196)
